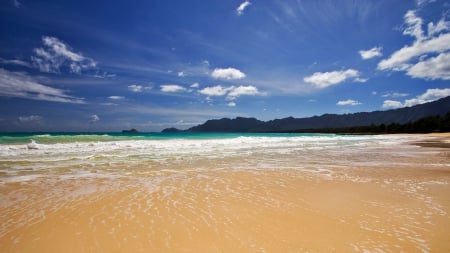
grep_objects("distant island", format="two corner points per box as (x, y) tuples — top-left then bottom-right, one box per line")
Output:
(122, 128), (139, 133)
(161, 127), (183, 133)
(163, 96), (450, 134)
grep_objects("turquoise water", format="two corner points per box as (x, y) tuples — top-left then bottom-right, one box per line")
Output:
(0, 132), (331, 144)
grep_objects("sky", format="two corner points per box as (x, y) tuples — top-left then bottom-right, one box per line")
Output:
(1, 0), (450, 132)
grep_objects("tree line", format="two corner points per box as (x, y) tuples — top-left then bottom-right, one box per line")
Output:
(282, 112), (450, 134)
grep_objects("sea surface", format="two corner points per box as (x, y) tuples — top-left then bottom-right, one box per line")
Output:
(1, 132), (449, 252)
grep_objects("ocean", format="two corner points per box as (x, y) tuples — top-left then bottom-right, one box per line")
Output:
(1, 132), (449, 252)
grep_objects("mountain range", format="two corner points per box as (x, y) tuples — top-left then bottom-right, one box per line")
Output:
(163, 96), (450, 133)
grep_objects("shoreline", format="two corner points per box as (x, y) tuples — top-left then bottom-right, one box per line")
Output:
(385, 133), (450, 149)
(1, 133), (449, 252)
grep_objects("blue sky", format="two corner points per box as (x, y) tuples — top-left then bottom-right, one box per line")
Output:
(1, 0), (450, 132)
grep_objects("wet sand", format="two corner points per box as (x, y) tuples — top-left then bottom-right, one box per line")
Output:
(1, 135), (450, 252)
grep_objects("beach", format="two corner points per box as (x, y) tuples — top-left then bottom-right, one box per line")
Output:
(0, 133), (449, 252)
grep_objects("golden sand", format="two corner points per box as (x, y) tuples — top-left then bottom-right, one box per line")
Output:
(1, 137), (450, 252)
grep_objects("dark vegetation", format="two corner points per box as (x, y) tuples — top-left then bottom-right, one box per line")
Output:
(162, 96), (450, 134)
(279, 112), (450, 134)
(122, 128), (139, 133)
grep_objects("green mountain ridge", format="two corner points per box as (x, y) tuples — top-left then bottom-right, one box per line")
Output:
(162, 96), (450, 133)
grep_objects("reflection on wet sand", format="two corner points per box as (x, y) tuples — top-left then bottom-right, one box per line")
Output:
(1, 135), (449, 252)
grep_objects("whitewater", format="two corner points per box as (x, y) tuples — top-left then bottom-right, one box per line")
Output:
(1, 133), (449, 252)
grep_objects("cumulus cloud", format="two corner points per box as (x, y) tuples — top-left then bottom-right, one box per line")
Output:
(160, 84), (186, 93)
(378, 10), (450, 80)
(303, 69), (360, 88)
(199, 85), (262, 100)
(382, 100), (404, 109)
(199, 85), (232, 96)
(359, 47), (382, 59)
(227, 85), (261, 99)
(236, 1), (251, 16)
(336, 99), (362, 106)
(31, 36), (96, 74)
(407, 52), (450, 80)
(428, 19), (450, 37)
(190, 82), (199, 88)
(211, 67), (246, 80)
(0, 68), (84, 103)
(89, 114), (100, 124)
(18, 115), (42, 123)
(227, 101), (237, 107)
(382, 88), (450, 109)
(178, 71), (185, 77)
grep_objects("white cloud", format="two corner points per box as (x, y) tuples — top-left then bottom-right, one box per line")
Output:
(190, 82), (199, 88)
(227, 85), (261, 99)
(359, 47), (383, 59)
(93, 71), (116, 79)
(382, 100), (404, 109)
(377, 33), (450, 71)
(354, 77), (368, 83)
(227, 101), (236, 107)
(236, 1), (251, 16)
(382, 92), (409, 98)
(404, 88), (450, 106)
(199, 85), (262, 100)
(428, 19), (450, 37)
(416, 0), (436, 6)
(303, 69), (360, 88)
(108, 96), (124, 100)
(407, 52), (450, 80)
(178, 71), (185, 77)
(382, 88), (450, 109)
(31, 36), (96, 74)
(403, 10), (424, 40)
(128, 84), (143, 92)
(0, 58), (30, 67)
(198, 85), (232, 96)
(89, 114), (100, 124)
(0, 68), (84, 103)
(160, 84), (186, 93)
(18, 115), (42, 123)
(211, 67), (246, 80)
(377, 10), (450, 80)
(128, 84), (151, 92)
(336, 99), (362, 106)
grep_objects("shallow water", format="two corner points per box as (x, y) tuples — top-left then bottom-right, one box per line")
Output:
(0, 134), (449, 252)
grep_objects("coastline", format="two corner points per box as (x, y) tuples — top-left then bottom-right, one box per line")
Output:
(1, 133), (449, 252)
(386, 132), (450, 149)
